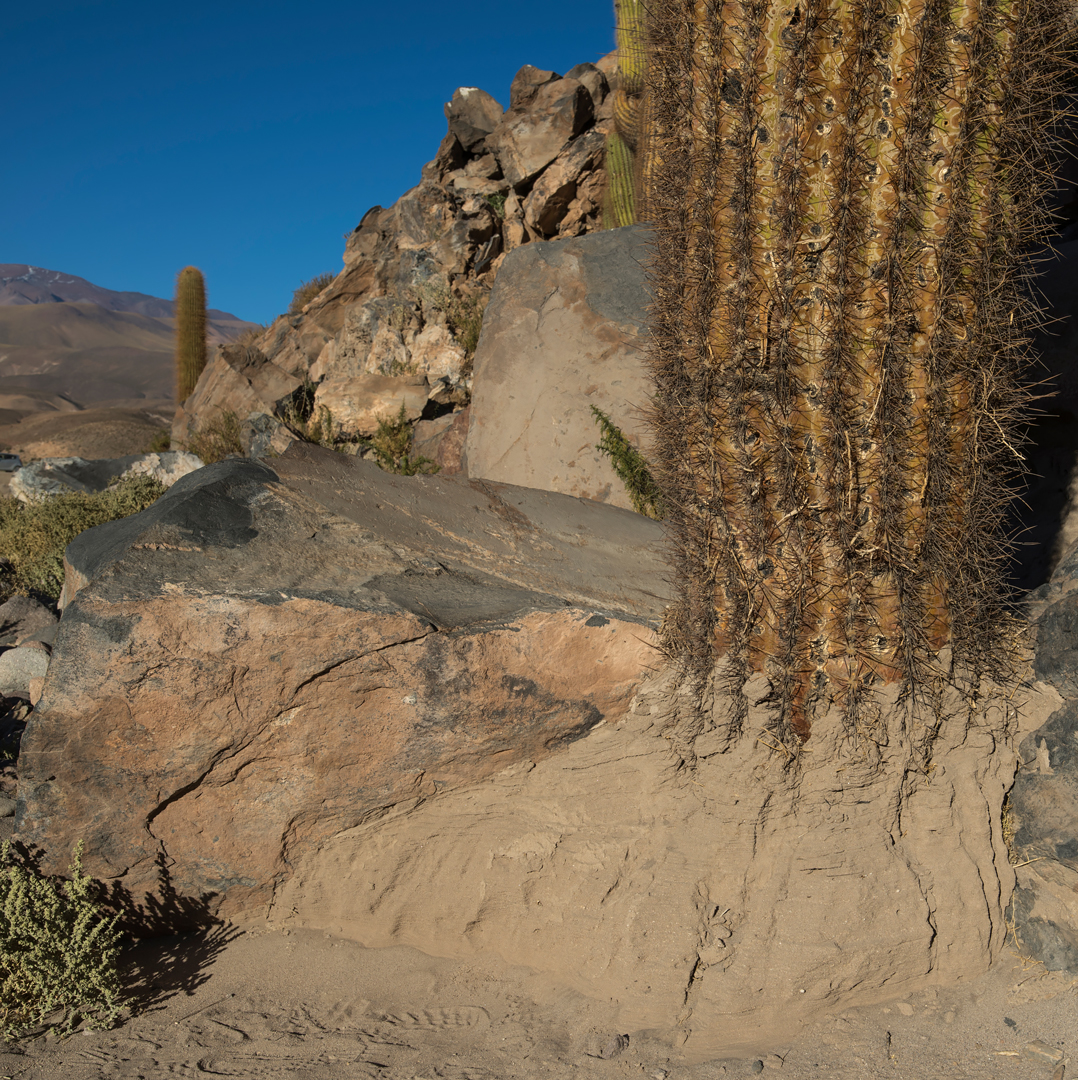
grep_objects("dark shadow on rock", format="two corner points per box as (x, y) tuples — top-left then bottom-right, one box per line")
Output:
(1006, 410), (1078, 593)
(107, 852), (242, 1019)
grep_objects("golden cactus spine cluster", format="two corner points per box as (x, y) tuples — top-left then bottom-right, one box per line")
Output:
(174, 266), (207, 402)
(644, 0), (1073, 743)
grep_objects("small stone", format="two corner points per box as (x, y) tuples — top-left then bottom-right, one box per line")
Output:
(0, 797), (15, 818)
(943, 1010), (956, 1024)
(600, 1034), (629, 1060)
(764, 1054), (785, 1069)
(1025, 1040), (1064, 1064)
(1004, 1016), (1017, 1028)
(751, 1061), (764, 1074)
(896, 1002), (915, 1016)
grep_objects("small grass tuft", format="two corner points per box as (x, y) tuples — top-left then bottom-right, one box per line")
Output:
(0, 475), (167, 603)
(289, 273), (336, 315)
(0, 841), (125, 1039)
(233, 323), (268, 347)
(275, 381), (342, 449)
(183, 410), (244, 464)
(144, 428), (171, 453)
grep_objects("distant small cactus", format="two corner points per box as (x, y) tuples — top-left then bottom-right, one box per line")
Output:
(173, 266), (207, 402)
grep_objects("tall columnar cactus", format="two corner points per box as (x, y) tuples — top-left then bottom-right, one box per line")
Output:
(645, 0), (1073, 745)
(174, 266), (207, 402)
(603, 0), (648, 227)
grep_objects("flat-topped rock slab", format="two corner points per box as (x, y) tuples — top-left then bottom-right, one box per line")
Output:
(16, 446), (669, 925)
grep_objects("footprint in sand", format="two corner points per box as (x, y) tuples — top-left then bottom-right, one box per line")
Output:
(325, 1001), (489, 1033)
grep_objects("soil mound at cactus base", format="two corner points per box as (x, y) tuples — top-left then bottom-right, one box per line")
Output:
(265, 667), (1066, 1064)
(8, 674), (1077, 1078)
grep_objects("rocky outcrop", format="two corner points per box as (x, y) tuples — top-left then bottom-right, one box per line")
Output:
(15, 445), (667, 922)
(466, 225), (652, 509)
(312, 374), (429, 437)
(175, 54), (618, 450)
(9, 452), (203, 501)
(1012, 542), (1078, 973)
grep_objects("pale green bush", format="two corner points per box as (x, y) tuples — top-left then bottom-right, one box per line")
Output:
(0, 842), (125, 1038)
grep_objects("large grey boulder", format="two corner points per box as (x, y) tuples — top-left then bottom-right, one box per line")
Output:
(466, 225), (653, 511)
(17, 444), (667, 924)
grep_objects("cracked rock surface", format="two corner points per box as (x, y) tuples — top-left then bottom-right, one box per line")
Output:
(14, 446), (666, 922)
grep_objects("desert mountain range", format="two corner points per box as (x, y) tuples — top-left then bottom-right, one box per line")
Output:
(0, 264), (258, 410)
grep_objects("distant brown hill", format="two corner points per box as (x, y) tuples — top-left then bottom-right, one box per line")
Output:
(0, 267), (260, 408)
(0, 302), (174, 404)
(0, 264), (252, 332)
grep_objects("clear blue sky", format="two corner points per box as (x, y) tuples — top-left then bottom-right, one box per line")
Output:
(3, 0), (617, 324)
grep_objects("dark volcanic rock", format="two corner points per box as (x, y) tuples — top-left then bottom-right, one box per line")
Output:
(1032, 593), (1078, 697)
(16, 447), (667, 926)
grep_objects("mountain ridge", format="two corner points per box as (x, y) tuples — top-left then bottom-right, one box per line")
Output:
(0, 264), (251, 327)
(0, 267), (260, 409)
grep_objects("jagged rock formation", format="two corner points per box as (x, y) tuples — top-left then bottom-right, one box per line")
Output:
(174, 55), (618, 451)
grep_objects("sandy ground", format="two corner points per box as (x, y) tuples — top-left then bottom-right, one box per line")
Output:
(0, 924), (1071, 1080)
(0, 401), (173, 464)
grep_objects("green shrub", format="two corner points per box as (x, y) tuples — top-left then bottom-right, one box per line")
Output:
(289, 273), (336, 315)
(0, 475), (167, 603)
(183, 410), (244, 464)
(591, 406), (663, 520)
(0, 841), (125, 1038)
(370, 404), (439, 476)
(483, 193), (507, 219)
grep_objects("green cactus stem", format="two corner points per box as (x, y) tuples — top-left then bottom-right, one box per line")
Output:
(174, 266), (207, 403)
(603, 130), (638, 228)
(643, 0), (1073, 746)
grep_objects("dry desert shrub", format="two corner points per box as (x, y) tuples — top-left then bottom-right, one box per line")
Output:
(289, 273), (336, 315)
(183, 410), (244, 464)
(0, 475), (167, 602)
(0, 842), (125, 1039)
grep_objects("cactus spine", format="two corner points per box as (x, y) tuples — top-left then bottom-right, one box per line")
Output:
(645, 0), (1072, 744)
(174, 266), (207, 402)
